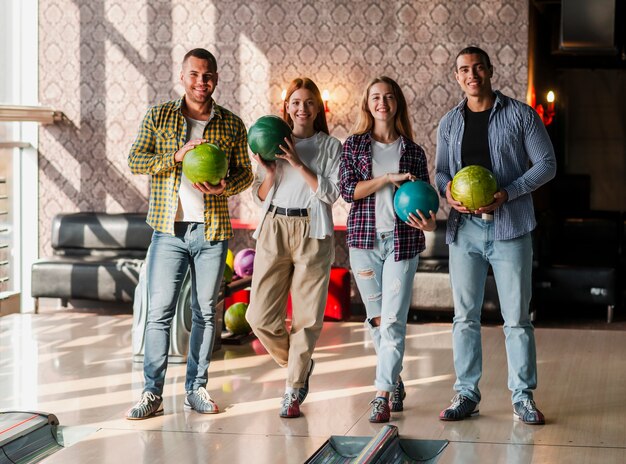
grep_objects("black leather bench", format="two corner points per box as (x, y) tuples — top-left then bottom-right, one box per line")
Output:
(533, 211), (621, 323)
(31, 212), (152, 312)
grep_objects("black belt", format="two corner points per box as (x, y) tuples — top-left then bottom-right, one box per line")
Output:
(269, 205), (308, 217)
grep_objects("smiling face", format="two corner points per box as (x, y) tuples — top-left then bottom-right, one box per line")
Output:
(367, 82), (397, 123)
(454, 53), (493, 99)
(287, 88), (320, 132)
(180, 56), (218, 105)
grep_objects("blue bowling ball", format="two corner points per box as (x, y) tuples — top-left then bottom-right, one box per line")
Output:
(393, 180), (439, 222)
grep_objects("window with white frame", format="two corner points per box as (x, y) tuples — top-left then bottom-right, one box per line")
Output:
(0, 0), (39, 313)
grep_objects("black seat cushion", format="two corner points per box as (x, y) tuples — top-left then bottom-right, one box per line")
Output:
(32, 212), (151, 303)
(534, 265), (617, 306)
(32, 257), (143, 302)
(52, 212), (152, 255)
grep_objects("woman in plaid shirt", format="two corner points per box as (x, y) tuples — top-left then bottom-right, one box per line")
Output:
(340, 76), (436, 423)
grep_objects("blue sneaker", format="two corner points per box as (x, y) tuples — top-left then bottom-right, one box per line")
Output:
(513, 399), (545, 425)
(298, 359), (315, 404)
(391, 378), (406, 412)
(439, 394), (479, 421)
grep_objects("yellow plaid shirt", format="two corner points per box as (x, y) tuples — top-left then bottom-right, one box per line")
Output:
(128, 96), (253, 241)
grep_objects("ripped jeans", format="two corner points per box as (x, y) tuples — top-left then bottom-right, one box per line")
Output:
(349, 232), (419, 392)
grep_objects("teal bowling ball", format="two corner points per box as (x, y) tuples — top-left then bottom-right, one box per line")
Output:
(393, 180), (439, 222)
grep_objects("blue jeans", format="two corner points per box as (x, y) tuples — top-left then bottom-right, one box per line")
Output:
(350, 232), (419, 392)
(143, 222), (227, 395)
(449, 215), (536, 404)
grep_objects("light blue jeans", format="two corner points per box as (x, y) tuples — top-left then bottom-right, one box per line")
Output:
(144, 222), (227, 396)
(350, 232), (419, 392)
(449, 215), (536, 404)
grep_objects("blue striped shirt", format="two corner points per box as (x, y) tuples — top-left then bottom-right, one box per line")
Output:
(435, 91), (556, 243)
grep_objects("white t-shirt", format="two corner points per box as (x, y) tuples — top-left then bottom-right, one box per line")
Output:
(371, 138), (402, 232)
(271, 133), (318, 209)
(175, 111), (214, 222)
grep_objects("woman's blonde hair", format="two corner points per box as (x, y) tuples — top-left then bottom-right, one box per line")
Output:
(352, 76), (413, 141)
(282, 78), (329, 135)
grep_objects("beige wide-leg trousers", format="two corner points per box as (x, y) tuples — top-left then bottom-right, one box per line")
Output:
(246, 212), (333, 388)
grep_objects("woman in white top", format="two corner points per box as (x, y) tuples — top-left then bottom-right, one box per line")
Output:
(246, 78), (342, 418)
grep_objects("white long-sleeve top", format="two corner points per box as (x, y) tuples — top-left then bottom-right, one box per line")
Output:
(252, 131), (342, 240)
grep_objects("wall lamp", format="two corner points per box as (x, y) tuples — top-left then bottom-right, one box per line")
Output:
(322, 90), (330, 112)
(280, 89), (287, 115)
(531, 90), (556, 126)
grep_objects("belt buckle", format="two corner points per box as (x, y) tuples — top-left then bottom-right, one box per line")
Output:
(481, 213), (494, 221)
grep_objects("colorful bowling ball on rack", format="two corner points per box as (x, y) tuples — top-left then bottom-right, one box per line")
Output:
(224, 302), (251, 335)
(233, 248), (256, 277)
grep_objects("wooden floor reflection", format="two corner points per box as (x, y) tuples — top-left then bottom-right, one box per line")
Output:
(1, 312), (625, 463)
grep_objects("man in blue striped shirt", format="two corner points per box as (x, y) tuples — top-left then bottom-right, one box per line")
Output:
(435, 46), (556, 425)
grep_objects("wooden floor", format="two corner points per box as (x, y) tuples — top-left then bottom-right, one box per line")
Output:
(1, 311), (625, 463)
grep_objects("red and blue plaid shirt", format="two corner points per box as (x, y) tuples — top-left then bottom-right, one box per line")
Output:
(340, 132), (430, 261)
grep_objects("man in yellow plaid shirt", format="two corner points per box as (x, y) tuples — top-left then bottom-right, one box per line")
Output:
(126, 48), (253, 420)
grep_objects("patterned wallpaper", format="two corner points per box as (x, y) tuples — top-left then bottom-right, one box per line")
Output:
(38, 0), (528, 256)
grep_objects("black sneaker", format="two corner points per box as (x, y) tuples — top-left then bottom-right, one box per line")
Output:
(126, 391), (163, 420)
(439, 394), (479, 421)
(298, 359), (315, 404)
(391, 378), (406, 412)
(513, 399), (545, 425)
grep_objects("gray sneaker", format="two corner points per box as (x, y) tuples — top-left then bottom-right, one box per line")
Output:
(126, 391), (163, 420)
(184, 387), (219, 414)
